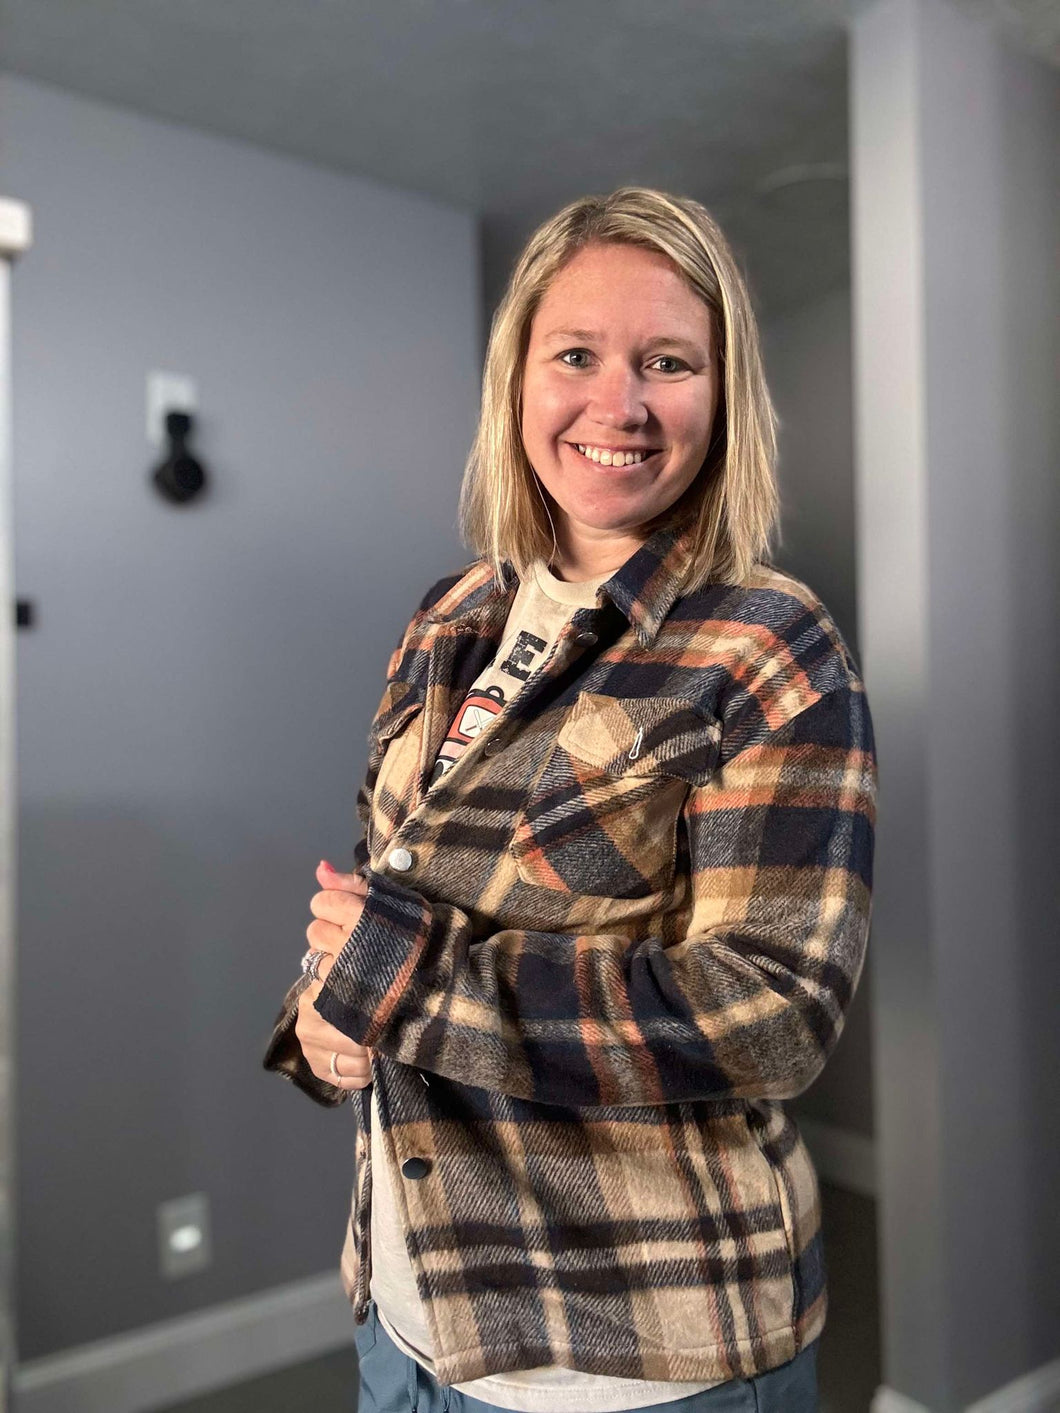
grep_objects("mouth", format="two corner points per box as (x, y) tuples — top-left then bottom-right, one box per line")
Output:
(566, 442), (663, 468)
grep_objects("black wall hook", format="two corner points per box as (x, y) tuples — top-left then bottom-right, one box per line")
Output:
(151, 410), (208, 504)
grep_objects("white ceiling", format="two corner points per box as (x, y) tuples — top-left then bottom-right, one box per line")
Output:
(2, 0), (1056, 320)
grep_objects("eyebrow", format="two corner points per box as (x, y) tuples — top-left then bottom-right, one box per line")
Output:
(540, 327), (709, 357)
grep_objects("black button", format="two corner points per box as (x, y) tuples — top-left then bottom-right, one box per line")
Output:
(483, 737), (503, 757)
(574, 631), (598, 647)
(401, 1156), (431, 1180)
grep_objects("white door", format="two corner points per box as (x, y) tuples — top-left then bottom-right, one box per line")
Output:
(0, 195), (33, 1413)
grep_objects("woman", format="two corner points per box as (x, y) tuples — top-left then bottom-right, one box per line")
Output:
(264, 186), (877, 1413)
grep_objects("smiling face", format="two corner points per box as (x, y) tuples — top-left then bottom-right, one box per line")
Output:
(519, 241), (720, 579)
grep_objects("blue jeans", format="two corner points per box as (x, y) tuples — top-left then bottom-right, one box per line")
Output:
(354, 1300), (820, 1412)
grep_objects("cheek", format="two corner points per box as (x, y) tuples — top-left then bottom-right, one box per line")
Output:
(667, 391), (717, 459)
(522, 375), (576, 446)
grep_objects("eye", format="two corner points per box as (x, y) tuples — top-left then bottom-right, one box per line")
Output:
(558, 348), (593, 369)
(648, 354), (689, 374)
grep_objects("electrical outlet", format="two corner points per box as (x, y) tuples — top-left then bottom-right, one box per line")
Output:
(158, 1192), (212, 1279)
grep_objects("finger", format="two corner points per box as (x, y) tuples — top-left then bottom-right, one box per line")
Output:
(306, 1055), (372, 1090)
(294, 1009), (373, 1087)
(297, 947), (337, 990)
(317, 859), (369, 893)
(305, 918), (347, 956)
(312, 949), (336, 985)
(315, 1045), (373, 1088)
(308, 889), (366, 929)
(334, 1072), (373, 1090)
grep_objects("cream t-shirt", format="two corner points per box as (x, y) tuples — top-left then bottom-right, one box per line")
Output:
(366, 559), (721, 1410)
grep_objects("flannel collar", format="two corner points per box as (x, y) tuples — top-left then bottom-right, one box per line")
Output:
(423, 521), (700, 649)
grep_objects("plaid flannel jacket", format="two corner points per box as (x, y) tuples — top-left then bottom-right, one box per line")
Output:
(263, 522), (877, 1387)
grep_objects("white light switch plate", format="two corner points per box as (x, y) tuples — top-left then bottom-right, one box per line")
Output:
(147, 371), (198, 447)
(0, 197), (33, 257)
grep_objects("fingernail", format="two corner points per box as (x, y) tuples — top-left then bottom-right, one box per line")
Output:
(320, 859), (334, 872)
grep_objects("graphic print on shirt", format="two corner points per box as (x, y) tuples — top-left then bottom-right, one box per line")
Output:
(499, 629), (547, 682)
(429, 630), (551, 787)
(430, 684), (507, 785)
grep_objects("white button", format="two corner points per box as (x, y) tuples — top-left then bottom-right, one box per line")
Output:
(388, 847), (414, 872)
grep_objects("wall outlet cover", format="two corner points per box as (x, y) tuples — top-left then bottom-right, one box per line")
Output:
(158, 1192), (212, 1279)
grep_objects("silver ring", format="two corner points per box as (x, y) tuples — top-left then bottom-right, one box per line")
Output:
(330, 1050), (342, 1080)
(301, 948), (326, 982)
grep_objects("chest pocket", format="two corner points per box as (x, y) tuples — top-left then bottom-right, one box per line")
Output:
(366, 682), (425, 862)
(510, 692), (722, 898)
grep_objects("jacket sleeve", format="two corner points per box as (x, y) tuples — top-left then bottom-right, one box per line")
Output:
(261, 574), (458, 1106)
(312, 680), (878, 1108)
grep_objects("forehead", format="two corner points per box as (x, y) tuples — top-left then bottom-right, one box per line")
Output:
(531, 242), (711, 340)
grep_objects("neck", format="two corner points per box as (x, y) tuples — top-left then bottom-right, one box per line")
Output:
(550, 532), (646, 583)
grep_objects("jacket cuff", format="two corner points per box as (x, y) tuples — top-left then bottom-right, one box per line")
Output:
(313, 869), (434, 1049)
(262, 973), (349, 1108)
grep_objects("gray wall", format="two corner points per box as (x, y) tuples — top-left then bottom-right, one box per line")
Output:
(761, 288), (875, 1143)
(852, 1), (1059, 1406)
(1, 74), (480, 1360)
(762, 289), (857, 658)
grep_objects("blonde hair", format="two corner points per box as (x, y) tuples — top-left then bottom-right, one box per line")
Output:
(458, 186), (780, 592)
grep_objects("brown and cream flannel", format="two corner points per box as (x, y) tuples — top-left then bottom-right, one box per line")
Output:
(264, 522), (878, 1387)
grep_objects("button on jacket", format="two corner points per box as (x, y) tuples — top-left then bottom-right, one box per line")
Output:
(263, 522), (878, 1388)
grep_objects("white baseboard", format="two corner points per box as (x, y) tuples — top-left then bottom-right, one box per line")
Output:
(795, 1115), (878, 1198)
(873, 1390), (932, 1413)
(873, 1357), (1060, 1413)
(965, 1356), (1060, 1413)
(14, 1272), (354, 1413)
(13, 1258), (1060, 1413)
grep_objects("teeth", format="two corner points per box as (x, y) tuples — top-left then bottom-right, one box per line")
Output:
(575, 444), (650, 466)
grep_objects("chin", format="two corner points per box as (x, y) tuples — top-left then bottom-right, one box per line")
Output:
(565, 494), (661, 525)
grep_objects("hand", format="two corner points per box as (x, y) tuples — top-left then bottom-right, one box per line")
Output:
(295, 859), (374, 1090)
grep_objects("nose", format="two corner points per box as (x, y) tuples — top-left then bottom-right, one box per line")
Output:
(587, 361), (648, 431)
